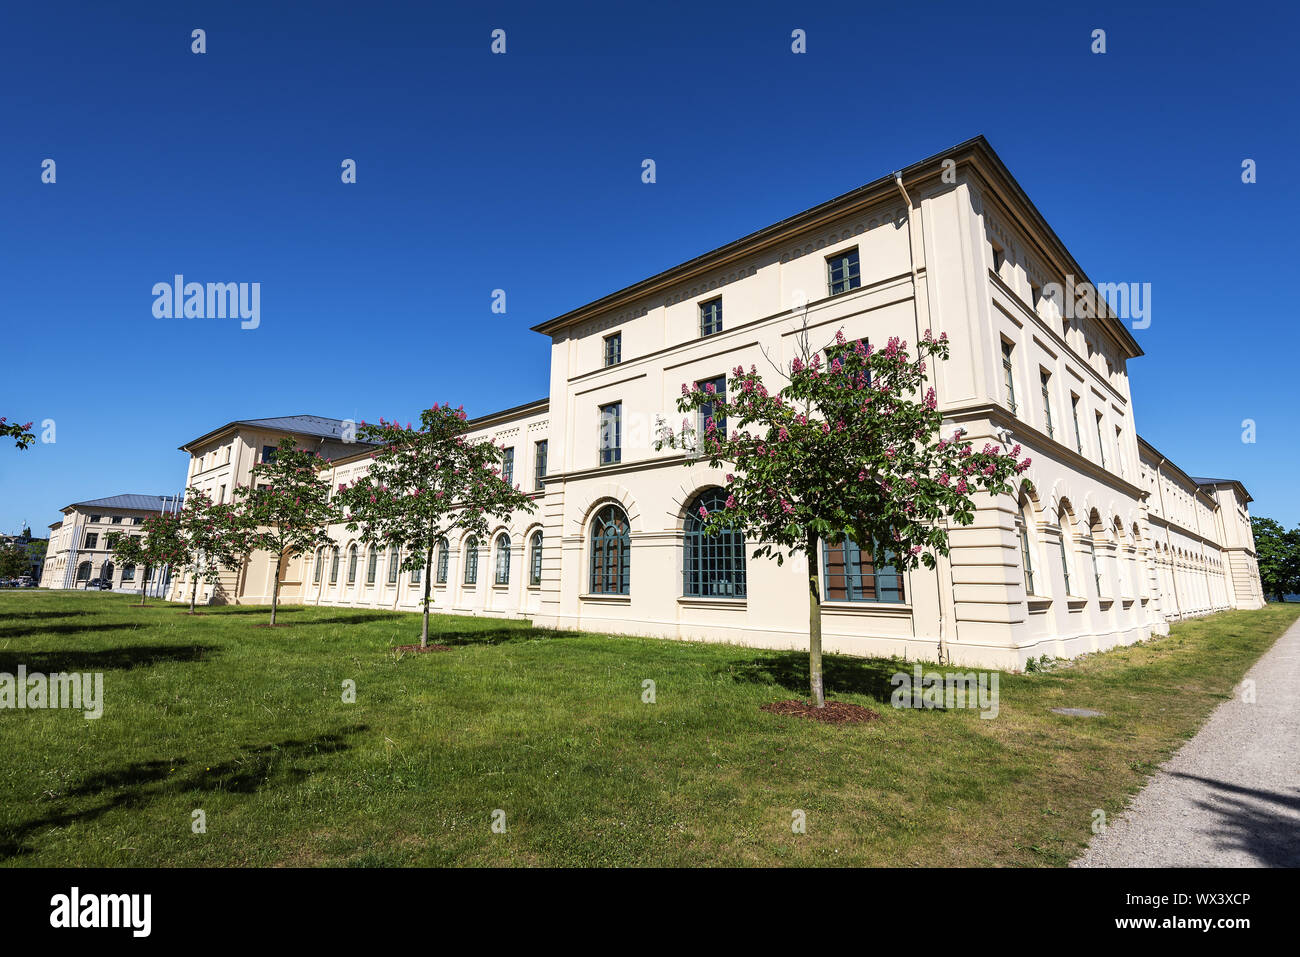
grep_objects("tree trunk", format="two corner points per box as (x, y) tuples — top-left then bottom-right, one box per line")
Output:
(270, 551), (282, 625)
(420, 544), (434, 648)
(807, 532), (825, 708)
(189, 572), (198, 613)
(139, 564), (150, 606)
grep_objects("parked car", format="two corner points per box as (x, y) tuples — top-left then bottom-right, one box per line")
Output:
(84, 578), (112, 590)
(15, 576), (34, 588)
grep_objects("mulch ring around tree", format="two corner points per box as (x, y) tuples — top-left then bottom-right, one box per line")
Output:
(761, 699), (881, 724)
(252, 623), (293, 628)
(393, 643), (452, 653)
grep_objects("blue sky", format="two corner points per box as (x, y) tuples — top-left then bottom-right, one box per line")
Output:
(2, 0), (1297, 534)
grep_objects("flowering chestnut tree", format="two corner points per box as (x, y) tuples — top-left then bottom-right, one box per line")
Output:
(175, 490), (254, 613)
(2, 417), (35, 450)
(231, 437), (341, 625)
(656, 327), (1031, 708)
(337, 404), (538, 647)
(111, 512), (184, 606)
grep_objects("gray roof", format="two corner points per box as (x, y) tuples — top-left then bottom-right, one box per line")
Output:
(1190, 476), (1233, 486)
(180, 414), (380, 456)
(235, 415), (358, 440)
(66, 494), (181, 512)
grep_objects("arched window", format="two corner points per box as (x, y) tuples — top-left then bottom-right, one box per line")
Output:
(1016, 496), (1038, 597)
(435, 538), (449, 583)
(822, 537), (903, 603)
(387, 546), (399, 584)
(684, 488), (746, 597)
(1058, 509), (1076, 596)
(366, 547), (378, 585)
(529, 531), (543, 586)
(464, 536), (479, 584)
(76, 561), (91, 582)
(590, 505), (630, 594)
(1087, 512), (1105, 597)
(494, 534), (511, 585)
(329, 547), (340, 584)
(346, 545), (358, 584)
(313, 548), (323, 584)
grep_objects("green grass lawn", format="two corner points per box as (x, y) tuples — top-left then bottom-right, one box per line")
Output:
(1, 591), (1296, 867)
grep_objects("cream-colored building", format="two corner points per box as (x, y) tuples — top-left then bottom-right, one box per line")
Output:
(166, 137), (1266, 667)
(43, 494), (180, 593)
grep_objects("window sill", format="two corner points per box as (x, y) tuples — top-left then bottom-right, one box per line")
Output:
(581, 593), (631, 604)
(821, 601), (911, 616)
(1065, 597), (1088, 611)
(1027, 597), (1052, 612)
(677, 596), (747, 610)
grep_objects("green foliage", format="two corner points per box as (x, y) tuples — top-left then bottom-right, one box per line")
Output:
(0, 542), (28, 578)
(657, 328), (1031, 568)
(1251, 516), (1300, 601)
(1, 417), (34, 451)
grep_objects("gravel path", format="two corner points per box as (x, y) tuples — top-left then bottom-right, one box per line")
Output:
(1074, 616), (1300, 867)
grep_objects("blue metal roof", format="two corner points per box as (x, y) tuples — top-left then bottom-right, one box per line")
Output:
(67, 494), (181, 512)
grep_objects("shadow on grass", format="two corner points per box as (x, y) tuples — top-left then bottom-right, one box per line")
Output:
(416, 627), (583, 648)
(729, 651), (906, 702)
(0, 621), (147, 640)
(0, 644), (217, 673)
(0, 724), (369, 859)
(1171, 772), (1300, 867)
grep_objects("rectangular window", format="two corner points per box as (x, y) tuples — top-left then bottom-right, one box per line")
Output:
(1029, 281), (1042, 312)
(89, 515), (101, 523)
(218, 484), (226, 504)
(699, 375), (726, 439)
(599, 402), (621, 465)
(1001, 341), (1017, 414)
(1040, 370), (1054, 439)
(823, 538), (904, 603)
(261, 445), (277, 463)
(700, 297), (723, 337)
(501, 447), (514, 487)
(84, 533), (98, 550)
(1071, 395), (1083, 453)
(388, 548), (399, 584)
(1088, 538), (1102, 596)
(410, 564), (421, 585)
(603, 332), (621, 367)
(534, 440), (548, 490)
(1115, 426), (1126, 477)
(366, 549), (377, 585)
(826, 248), (861, 296)
(436, 542), (449, 583)
(1095, 413), (1107, 468)
(111, 516), (122, 524)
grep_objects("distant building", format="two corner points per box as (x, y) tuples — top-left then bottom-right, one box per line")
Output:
(43, 494), (182, 593)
